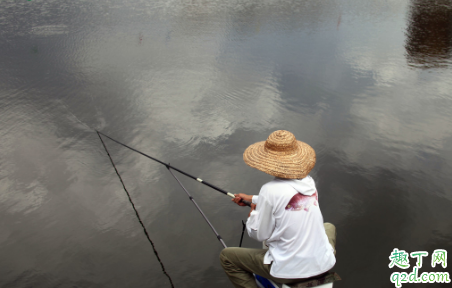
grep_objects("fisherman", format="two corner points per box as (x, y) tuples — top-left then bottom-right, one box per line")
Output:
(220, 130), (336, 288)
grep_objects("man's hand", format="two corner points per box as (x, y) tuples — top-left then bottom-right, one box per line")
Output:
(232, 193), (253, 206)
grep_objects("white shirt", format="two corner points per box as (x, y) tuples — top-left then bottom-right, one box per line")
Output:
(246, 176), (336, 279)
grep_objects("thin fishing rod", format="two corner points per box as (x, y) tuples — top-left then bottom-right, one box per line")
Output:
(167, 167), (227, 248)
(239, 220), (246, 247)
(96, 131), (251, 207)
(96, 131), (175, 288)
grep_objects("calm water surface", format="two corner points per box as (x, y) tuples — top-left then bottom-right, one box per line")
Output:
(1, 0), (452, 287)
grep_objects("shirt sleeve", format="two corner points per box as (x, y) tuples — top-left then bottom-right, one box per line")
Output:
(246, 193), (275, 242)
(252, 195), (259, 204)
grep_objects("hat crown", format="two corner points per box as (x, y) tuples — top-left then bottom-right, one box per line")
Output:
(243, 130), (316, 179)
(264, 130), (297, 152)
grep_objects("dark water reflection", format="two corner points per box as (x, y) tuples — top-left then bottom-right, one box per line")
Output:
(1, 0), (452, 287)
(405, 0), (452, 68)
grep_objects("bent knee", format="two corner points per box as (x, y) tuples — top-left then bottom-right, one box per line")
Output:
(324, 222), (337, 255)
(324, 223), (336, 237)
(324, 222), (336, 230)
(220, 247), (233, 262)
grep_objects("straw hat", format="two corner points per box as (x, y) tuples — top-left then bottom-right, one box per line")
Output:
(243, 130), (316, 179)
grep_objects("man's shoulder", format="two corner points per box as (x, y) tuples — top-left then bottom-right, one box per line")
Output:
(261, 179), (284, 189)
(260, 179), (296, 196)
(262, 178), (294, 187)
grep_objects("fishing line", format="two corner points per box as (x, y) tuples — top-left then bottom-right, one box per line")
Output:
(97, 131), (175, 288)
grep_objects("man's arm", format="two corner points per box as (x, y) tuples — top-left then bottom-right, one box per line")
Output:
(246, 194), (275, 242)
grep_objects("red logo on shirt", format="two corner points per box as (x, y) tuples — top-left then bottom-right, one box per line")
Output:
(285, 191), (318, 211)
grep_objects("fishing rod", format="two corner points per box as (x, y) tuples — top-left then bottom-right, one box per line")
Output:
(96, 131), (251, 207)
(167, 167), (227, 248)
(96, 131), (175, 287)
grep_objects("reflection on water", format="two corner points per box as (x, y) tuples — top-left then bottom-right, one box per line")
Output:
(405, 0), (452, 68)
(1, 0), (452, 288)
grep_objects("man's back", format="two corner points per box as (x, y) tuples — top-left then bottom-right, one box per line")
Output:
(247, 177), (336, 278)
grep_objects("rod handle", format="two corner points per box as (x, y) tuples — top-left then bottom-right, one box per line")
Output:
(241, 200), (252, 207)
(227, 192), (252, 207)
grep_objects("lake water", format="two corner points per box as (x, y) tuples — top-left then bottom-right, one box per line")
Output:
(1, 0), (451, 287)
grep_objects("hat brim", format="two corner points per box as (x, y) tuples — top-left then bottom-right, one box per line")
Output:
(243, 140), (316, 179)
